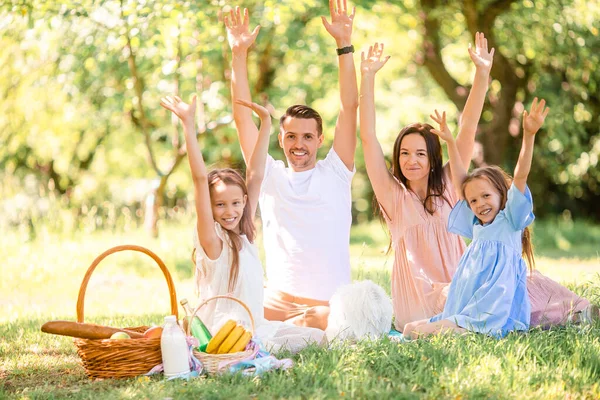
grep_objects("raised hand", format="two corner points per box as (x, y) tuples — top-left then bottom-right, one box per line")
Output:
(235, 99), (271, 122)
(522, 97), (550, 136)
(430, 110), (454, 143)
(321, 0), (355, 46)
(224, 6), (260, 52)
(468, 32), (494, 73)
(160, 95), (196, 125)
(360, 43), (390, 76)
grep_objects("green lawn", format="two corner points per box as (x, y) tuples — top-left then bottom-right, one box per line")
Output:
(1, 220), (599, 399)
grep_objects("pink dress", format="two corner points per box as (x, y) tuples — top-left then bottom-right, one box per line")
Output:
(382, 168), (465, 330)
(527, 270), (589, 327)
(382, 166), (589, 331)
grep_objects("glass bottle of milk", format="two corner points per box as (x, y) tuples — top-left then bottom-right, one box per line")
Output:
(160, 315), (189, 377)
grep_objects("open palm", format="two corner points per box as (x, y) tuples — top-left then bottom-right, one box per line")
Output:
(430, 110), (454, 143)
(468, 32), (494, 72)
(160, 95), (196, 124)
(523, 97), (549, 135)
(361, 43), (389, 75)
(235, 99), (271, 121)
(321, 0), (355, 43)
(224, 7), (260, 52)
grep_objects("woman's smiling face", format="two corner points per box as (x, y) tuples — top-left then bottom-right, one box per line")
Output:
(398, 133), (431, 184)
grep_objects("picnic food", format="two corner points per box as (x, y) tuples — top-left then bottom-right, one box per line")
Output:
(217, 325), (245, 354)
(143, 326), (163, 339)
(41, 320), (144, 340)
(205, 319), (237, 353)
(110, 332), (131, 340)
(205, 320), (252, 354)
(228, 330), (252, 353)
(180, 298), (212, 351)
(161, 315), (190, 377)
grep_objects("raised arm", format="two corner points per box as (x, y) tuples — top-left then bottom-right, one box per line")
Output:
(235, 99), (272, 220)
(359, 43), (396, 215)
(454, 32), (494, 171)
(322, 0), (358, 171)
(160, 95), (222, 259)
(431, 110), (467, 200)
(514, 97), (549, 193)
(225, 7), (261, 164)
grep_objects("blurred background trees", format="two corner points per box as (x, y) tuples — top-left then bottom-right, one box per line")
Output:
(1, 0), (598, 238)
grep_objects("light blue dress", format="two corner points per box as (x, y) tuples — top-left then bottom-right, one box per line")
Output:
(430, 184), (534, 338)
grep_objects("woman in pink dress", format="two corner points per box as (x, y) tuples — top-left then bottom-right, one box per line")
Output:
(359, 36), (591, 331)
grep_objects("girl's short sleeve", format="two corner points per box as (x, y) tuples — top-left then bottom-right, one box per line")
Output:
(505, 184), (535, 231)
(447, 200), (476, 239)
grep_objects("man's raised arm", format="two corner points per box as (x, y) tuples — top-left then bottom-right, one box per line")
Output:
(225, 6), (261, 164)
(322, 0), (358, 171)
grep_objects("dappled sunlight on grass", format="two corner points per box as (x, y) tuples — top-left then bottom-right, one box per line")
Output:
(2, 221), (600, 398)
(2, 314), (600, 398)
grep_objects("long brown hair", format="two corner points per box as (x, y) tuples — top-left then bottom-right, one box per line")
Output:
(462, 166), (535, 271)
(202, 168), (256, 292)
(391, 123), (450, 214)
(375, 123), (451, 253)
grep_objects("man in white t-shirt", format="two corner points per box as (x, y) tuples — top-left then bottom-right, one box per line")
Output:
(225, 0), (357, 330)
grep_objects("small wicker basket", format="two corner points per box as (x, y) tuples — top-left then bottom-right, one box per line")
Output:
(189, 295), (256, 375)
(73, 245), (179, 379)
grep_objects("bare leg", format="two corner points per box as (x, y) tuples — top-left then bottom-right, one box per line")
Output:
(405, 319), (466, 339)
(403, 318), (431, 338)
(289, 305), (330, 331)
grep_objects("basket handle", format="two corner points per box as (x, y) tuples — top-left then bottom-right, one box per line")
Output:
(76, 245), (178, 322)
(188, 295), (255, 336)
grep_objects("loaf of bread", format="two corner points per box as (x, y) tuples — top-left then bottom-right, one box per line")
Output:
(41, 320), (145, 339)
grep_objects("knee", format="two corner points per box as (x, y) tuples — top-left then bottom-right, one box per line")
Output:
(296, 306), (330, 330)
(306, 306), (330, 330)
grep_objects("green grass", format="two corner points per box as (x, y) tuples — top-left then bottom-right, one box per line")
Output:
(1, 219), (600, 399)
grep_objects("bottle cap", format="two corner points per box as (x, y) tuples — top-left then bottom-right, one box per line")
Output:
(164, 315), (177, 323)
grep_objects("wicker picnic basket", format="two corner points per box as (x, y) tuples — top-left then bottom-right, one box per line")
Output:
(73, 245), (179, 379)
(189, 295), (256, 375)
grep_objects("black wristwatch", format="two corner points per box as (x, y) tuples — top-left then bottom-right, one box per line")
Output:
(336, 45), (355, 56)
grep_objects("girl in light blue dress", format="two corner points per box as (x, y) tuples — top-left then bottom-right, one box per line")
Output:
(404, 97), (550, 339)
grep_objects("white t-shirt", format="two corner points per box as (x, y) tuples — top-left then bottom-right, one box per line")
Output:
(259, 148), (355, 301)
(193, 223), (325, 353)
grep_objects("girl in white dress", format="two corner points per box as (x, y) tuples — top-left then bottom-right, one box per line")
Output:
(160, 95), (325, 353)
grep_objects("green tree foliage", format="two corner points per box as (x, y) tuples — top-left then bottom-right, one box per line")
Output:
(408, 0), (600, 218)
(1, 0), (598, 234)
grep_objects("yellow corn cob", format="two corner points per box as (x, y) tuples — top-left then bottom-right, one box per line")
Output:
(228, 330), (252, 353)
(217, 325), (245, 354)
(205, 320), (236, 354)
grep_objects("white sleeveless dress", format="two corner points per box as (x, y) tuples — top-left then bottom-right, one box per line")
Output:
(193, 223), (325, 353)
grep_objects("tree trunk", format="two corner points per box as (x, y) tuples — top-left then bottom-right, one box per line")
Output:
(144, 179), (161, 238)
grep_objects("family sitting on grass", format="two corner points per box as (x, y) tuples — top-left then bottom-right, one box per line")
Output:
(160, 0), (597, 353)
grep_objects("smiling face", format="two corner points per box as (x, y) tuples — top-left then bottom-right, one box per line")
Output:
(210, 180), (247, 233)
(463, 177), (502, 224)
(279, 116), (324, 172)
(398, 133), (431, 185)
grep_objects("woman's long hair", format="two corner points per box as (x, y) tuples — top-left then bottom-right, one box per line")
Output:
(194, 168), (255, 292)
(375, 123), (450, 252)
(462, 166), (535, 271)
(390, 123), (450, 214)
